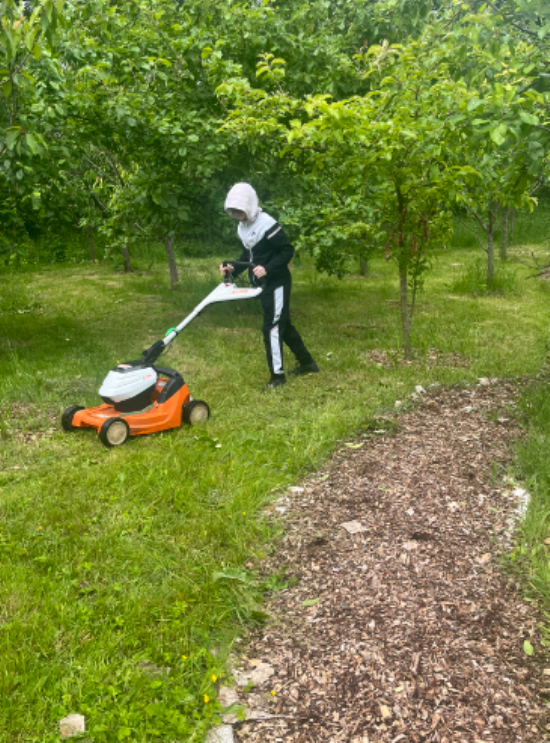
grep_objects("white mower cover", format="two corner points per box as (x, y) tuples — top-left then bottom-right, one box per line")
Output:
(99, 365), (158, 403)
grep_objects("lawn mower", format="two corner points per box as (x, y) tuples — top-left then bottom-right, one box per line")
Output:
(61, 262), (262, 447)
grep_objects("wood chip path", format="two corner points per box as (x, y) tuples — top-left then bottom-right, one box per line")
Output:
(227, 381), (549, 742)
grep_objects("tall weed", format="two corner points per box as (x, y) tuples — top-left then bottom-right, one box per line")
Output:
(451, 259), (519, 296)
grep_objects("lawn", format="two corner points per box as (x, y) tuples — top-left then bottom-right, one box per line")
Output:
(0, 223), (549, 741)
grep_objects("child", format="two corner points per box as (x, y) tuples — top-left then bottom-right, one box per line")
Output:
(220, 183), (318, 389)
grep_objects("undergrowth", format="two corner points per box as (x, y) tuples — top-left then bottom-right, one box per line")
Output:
(512, 373), (550, 613)
(451, 259), (520, 296)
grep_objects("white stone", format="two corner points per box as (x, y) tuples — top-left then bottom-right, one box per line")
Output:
(59, 714), (85, 738)
(234, 661), (275, 687)
(415, 385), (426, 394)
(405, 508), (415, 516)
(218, 687), (239, 707)
(289, 486), (305, 493)
(206, 725), (234, 743)
(341, 520), (367, 534)
(478, 377), (490, 386)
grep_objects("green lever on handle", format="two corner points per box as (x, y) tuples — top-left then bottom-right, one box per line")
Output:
(165, 327), (177, 337)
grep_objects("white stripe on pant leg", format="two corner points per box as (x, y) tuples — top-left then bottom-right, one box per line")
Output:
(273, 286), (284, 324)
(270, 325), (283, 375)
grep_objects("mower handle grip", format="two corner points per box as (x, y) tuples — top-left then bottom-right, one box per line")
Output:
(222, 260), (265, 287)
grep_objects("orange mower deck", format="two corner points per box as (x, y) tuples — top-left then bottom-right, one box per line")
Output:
(62, 367), (210, 447)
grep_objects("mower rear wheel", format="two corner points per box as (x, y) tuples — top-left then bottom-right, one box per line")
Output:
(99, 418), (130, 448)
(183, 400), (210, 425)
(61, 405), (84, 432)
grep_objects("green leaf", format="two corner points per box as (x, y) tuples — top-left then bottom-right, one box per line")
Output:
(213, 568), (255, 585)
(25, 29), (38, 52)
(302, 598), (321, 607)
(2, 80), (12, 98)
(32, 44), (41, 61)
(56, 0), (64, 13)
(523, 640), (534, 656)
(519, 111), (539, 126)
(25, 132), (38, 155)
(5, 129), (21, 150)
(345, 442), (364, 449)
(490, 124), (507, 146)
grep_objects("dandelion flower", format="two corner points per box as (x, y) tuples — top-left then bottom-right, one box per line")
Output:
(211, 674), (217, 683)
(204, 694), (210, 704)
(182, 655), (187, 660)
(270, 690), (277, 696)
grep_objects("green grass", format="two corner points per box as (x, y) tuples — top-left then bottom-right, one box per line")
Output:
(511, 375), (550, 614)
(1, 230), (549, 741)
(450, 258), (520, 295)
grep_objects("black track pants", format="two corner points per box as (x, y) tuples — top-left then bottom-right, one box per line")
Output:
(259, 277), (313, 376)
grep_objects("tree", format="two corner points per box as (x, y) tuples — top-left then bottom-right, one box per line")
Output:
(0, 0), (66, 236)
(219, 34), (481, 357)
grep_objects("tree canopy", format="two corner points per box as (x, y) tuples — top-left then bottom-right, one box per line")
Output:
(1, 0), (549, 346)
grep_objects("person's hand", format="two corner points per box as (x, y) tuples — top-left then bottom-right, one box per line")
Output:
(220, 263), (234, 276)
(252, 265), (267, 279)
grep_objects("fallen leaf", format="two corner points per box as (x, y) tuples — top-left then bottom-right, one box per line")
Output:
(477, 553), (492, 564)
(524, 640), (534, 656)
(380, 704), (392, 719)
(302, 598), (321, 607)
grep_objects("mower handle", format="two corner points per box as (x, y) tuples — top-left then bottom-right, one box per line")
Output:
(222, 260), (266, 287)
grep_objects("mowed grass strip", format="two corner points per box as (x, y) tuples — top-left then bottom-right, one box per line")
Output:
(0, 227), (549, 741)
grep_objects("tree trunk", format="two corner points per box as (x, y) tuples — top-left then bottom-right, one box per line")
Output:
(509, 207), (515, 241)
(122, 244), (132, 273)
(85, 225), (96, 262)
(500, 207), (509, 261)
(399, 265), (412, 359)
(163, 236), (179, 287)
(359, 254), (369, 277)
(487, 206), (495, 285)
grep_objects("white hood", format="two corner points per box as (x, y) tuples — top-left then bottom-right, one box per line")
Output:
(225, 182), (261, 221)
(225, 183), (277, 251)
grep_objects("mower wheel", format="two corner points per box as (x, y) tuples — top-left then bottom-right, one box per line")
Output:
(183, 400), (210, 425)
(61, 405), (84, 432)
(99, 417), (130, 448)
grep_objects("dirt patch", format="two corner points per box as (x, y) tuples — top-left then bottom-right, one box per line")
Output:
(366, 348), (471, 370)
(0, 402), (58, 444)
(229, 382), (549, 742)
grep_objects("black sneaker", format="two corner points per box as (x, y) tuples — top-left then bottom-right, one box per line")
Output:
(265, 374), (286, 390)
(288, 361), (319, 376)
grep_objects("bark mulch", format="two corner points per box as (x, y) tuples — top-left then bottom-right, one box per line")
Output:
(227, 381), (550, 743)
